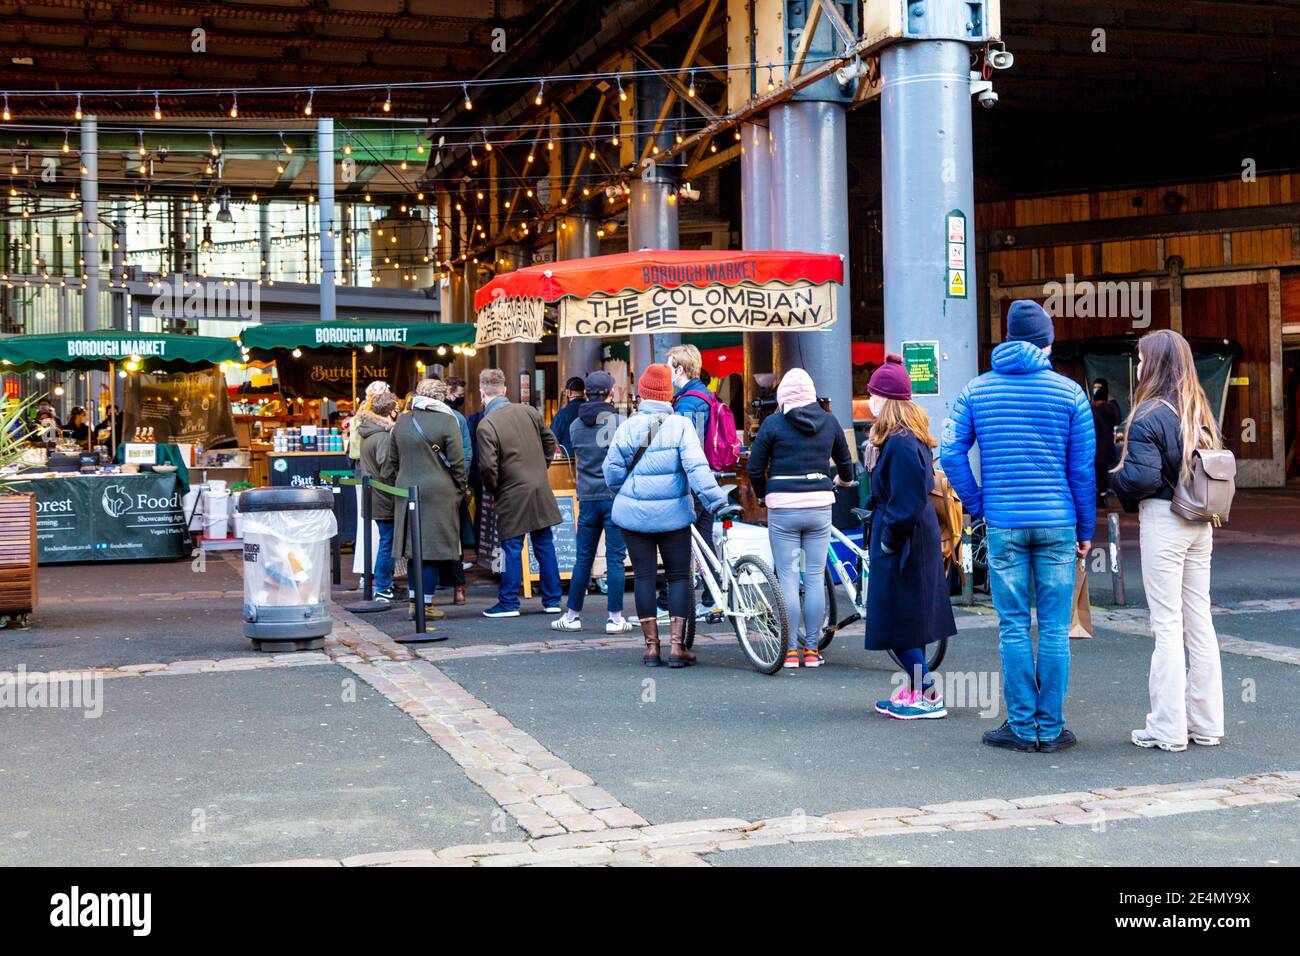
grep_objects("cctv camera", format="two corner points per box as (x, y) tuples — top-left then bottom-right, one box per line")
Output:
(978, 89), (998, 108)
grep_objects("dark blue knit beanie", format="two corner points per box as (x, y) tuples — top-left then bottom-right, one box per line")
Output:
(1006, 300), (1055, 348)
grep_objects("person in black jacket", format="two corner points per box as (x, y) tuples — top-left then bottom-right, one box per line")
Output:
(551, 371), (630, 635)
(1112, 330), (1225, 753)
(549, 376), (586, 458)
(748, 368), (854, 668)
(862, 357), (956, 719)
(1091, 379), (1122, 507)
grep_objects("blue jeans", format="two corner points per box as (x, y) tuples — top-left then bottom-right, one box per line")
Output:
(566, 499), (626, 615)
(500, 527), (563, 610)
(986, 526), (1077, 742)
(373, 519), (395, 593)
(420, 561), (439, 601)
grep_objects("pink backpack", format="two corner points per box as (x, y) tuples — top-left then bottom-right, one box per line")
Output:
(676, 389), (741, 470)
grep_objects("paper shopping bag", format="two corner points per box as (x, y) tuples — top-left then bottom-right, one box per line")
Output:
(1069, 558), (1093, 639)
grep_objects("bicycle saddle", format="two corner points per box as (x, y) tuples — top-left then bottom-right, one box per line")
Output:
(717, 504), (744, 521)
(851, 507), (873, 523)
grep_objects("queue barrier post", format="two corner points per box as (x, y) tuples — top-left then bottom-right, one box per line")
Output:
(1108, 511), (1127, 607)
(320, 470), (355, 592)
(341, 474), (399, 614)
(393, 485), (445, 644)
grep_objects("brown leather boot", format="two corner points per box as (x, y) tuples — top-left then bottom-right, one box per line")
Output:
(453, 586), (467, 605)
(668, 616), (695, 668)
(640, 617), (662, 667)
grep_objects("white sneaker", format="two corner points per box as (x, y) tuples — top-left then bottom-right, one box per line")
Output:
(605, 617), (633, 634)
(1131, 729), (1187, 752)
(551, 616), (582, 632)
(1189, 733), (1222, 747)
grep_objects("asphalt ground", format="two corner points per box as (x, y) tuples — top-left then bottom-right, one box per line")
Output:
(433, 621), (1299, 826)
(0, 664), (522, 866)
(1, 487), (1295, 866)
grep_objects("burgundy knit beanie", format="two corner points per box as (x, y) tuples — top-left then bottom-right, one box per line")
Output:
(638, 363), (674, 403)
(868, 353), (912, 401)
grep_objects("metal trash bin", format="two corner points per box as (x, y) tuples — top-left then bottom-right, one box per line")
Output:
(237, 486), (338, 652)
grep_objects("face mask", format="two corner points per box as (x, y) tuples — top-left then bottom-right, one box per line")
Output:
(868, 395), (885, 417)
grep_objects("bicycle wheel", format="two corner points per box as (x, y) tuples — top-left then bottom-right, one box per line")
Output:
(817, 572), (838, 651)
(683, 601), (695, 649)
(730, 555), (789, 674)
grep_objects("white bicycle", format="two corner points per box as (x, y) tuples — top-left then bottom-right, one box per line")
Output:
(684, 504), (790, 674)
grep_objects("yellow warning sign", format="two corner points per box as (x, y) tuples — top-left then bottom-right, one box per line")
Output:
(947, 269), (967, 298)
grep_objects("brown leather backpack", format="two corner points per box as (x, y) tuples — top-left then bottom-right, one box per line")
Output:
(1157, 399), (1237, 526)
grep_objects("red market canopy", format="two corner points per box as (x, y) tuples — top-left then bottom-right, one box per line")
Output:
(472, 249), (843, 346)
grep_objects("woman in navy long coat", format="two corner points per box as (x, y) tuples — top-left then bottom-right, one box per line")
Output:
(862, 355), (957, 720)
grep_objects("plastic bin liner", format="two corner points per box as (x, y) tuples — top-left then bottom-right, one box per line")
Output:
(240, 509), (338, 609)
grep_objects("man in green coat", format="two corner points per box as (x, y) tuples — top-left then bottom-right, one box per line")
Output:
(383, 377), (467, 614)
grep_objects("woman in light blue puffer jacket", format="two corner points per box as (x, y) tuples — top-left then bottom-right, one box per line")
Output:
(603, 364), (728, 668)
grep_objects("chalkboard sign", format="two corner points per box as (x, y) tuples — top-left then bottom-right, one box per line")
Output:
(521, 491), (579, 597)
(476, 491), (500, 570)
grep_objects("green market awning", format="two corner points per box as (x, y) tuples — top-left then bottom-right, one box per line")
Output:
(0, 331), (242, 373)
(239, 320), (477, 359)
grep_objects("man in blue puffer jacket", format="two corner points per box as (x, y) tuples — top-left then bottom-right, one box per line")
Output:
(940, 300), (1096, 754)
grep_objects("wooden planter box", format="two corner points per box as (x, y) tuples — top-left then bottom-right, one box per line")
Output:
(0, 492), (37, 625)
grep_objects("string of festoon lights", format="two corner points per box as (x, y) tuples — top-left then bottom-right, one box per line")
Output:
(0, 49), (857, 277)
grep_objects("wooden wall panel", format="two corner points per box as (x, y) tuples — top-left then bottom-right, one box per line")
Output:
(1283, 274), (1300, 329)
(1182, 284), (1272, 460)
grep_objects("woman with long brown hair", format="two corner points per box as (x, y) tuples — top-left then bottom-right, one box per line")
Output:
(864, 356), (956, 719)
(1112, 329), (1224, 752)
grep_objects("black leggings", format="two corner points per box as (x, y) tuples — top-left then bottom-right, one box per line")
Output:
(623, 526), (693, 621)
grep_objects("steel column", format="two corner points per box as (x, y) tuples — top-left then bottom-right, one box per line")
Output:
(317, 117), (336, 323)
(628, 76), (681, 375)
(80, 115), (100, 334)
(258, 201), (271, 281)
(880, 16), (982, 435)
(740, 120), (774, 434)
(496, 244), (537, 405)
(770, 100), (853, 434)
(556, 212), (604, 384)
(111, 201), (126, 330)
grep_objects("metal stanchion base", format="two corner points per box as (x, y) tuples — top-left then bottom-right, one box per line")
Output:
(392, 624), (446, 644)
(341, 599), (392, 614)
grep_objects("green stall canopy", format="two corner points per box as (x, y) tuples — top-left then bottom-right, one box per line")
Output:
(240, 320), (477, 359)
(0, 330), (242, 372)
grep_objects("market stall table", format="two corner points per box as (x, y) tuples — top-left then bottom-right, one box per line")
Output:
(10, 471), (188, 564)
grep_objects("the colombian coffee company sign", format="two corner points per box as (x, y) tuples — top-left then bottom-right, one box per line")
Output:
(475, 292), (547, 347)
(558, 280), (836, 337)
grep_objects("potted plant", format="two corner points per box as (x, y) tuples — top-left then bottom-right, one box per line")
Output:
(0, 396), (37, 629)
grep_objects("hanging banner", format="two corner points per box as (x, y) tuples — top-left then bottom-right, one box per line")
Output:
(474, 295), (547, 347)
(122, 368), (238, 447)
(274, 349), (418, 401)
(556, 281), (837, 338)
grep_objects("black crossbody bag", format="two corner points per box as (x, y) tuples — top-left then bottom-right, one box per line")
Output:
(627, 415), (666, 477)
(409, 413), (467, 493)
